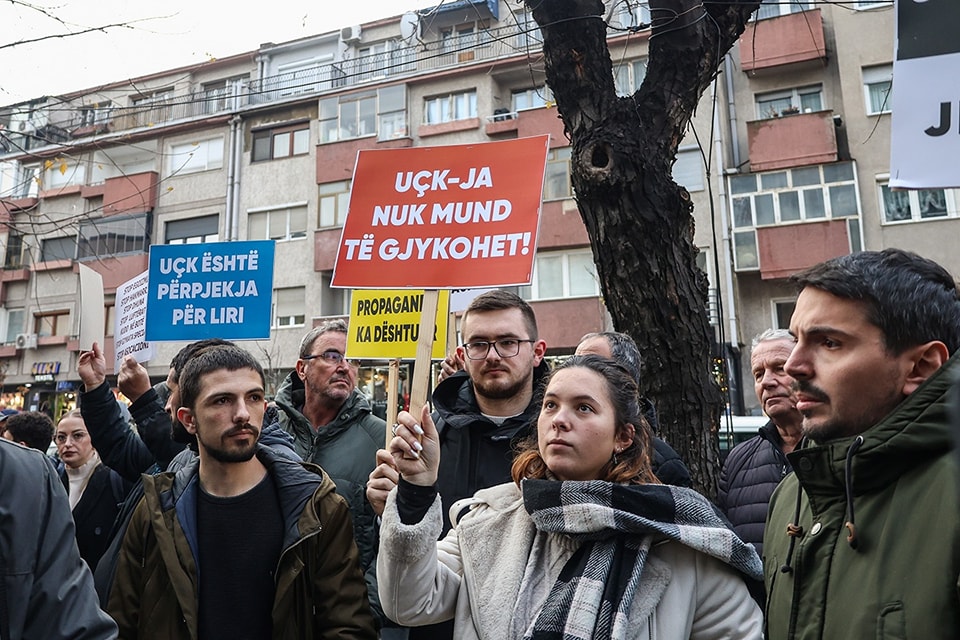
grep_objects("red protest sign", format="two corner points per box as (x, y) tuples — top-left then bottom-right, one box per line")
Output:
(332, 136), (549, 289)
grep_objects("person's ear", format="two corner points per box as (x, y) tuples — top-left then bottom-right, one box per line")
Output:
(901, 340), (949, 396)
(177, 407), (198, 434)
(617, 423), (636, 451)
(532, 339), (547, 365)
(295, 359), (308, 381)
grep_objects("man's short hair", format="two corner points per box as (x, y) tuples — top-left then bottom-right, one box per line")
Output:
(299, 319), (349, 358)
(581, 331), (643, 387)
(4, 411), (55, 452)
(790, 248), (960, 355)
(178, 346), (265, 411)
(169, 339), (236, 384)
(751, 328), (794, 350)
(462, 290), (538, 341)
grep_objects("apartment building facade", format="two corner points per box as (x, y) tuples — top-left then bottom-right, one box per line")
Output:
(0, 0), (948, 418)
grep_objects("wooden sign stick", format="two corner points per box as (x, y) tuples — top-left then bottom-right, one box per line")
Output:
(408, 289), (441, 420)
(385, 358), (400, 448)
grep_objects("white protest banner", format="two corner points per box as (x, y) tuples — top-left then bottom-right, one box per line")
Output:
(114, 270), (155, 370)
(889, 0), (960, 189)
(78, 264), (105, 351)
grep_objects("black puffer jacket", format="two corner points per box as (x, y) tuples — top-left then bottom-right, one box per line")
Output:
(717, 421), (792, 555)
(432, 363), (550, 535)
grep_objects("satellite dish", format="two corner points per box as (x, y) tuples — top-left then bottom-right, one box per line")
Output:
(400, 12), (420, 41)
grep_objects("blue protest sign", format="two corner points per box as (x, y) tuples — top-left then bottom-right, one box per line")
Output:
(146, 240), (275, 341)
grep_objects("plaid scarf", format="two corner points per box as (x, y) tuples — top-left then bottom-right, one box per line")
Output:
(521, 479), (762, 640)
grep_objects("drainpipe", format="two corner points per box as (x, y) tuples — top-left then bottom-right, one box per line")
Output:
(724, 54), (741, 171)
(712, 69), (739, 349)
(226, 114), (243, 241)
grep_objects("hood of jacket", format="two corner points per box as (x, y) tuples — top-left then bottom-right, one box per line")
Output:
(274, 370), (377, 443)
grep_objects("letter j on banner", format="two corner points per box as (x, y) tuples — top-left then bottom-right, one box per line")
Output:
(146, 241), (275, 341)
(332, 135), (550, 289)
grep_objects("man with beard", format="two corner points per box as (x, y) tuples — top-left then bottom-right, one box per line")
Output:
(273, 319), (387, 626)
(718, 328), (802, 556)
(107, 345), (376, 639)
(763, 249), (960, 639)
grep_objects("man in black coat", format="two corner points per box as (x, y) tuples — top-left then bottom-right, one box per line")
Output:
(717, 328), (803, 554)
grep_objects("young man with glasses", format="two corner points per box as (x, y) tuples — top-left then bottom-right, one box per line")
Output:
(273, 319), (388, 626)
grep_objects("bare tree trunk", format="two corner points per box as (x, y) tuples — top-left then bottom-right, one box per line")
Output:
(527, 0), (758, 495)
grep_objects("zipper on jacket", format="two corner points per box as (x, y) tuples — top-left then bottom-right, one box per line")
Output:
(274, 524), (323, 585)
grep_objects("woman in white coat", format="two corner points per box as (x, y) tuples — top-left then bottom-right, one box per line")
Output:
(378, 354), (763, 640)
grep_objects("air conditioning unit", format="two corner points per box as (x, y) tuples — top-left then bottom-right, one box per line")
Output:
(15, 333), (37, 350)
(340, 25), (362, 44)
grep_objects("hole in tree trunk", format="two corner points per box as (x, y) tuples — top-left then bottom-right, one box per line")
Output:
(590, 143), (611, 170)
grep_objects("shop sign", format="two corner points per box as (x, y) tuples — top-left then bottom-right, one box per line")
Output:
(31, 361), (61, 379)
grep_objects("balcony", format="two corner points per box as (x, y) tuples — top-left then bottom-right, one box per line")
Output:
(100, 171), (160, 215)
(739, 9), (827, 74)
(747, 111), (837, 172)
(756, 220), (850, 280)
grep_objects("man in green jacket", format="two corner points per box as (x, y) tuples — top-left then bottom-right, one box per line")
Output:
(107, 344), (375, 639)
(273, 319), (386, 618)
(763, 248), (960, 639)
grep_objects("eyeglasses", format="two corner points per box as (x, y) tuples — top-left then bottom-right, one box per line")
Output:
(55, 432), (88, 445)
(462, 339), (534, 360)
(301, 350), (360, 367)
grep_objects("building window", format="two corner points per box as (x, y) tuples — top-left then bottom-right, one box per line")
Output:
(519, 250), (599, 301)
(130, 89), (173, 125)
(273, 287), (305, 327)
(200, 76), (247, 113)
(543, 147), (572, 201)
(319, 182), (351, 228)
(728, 162), (860, 271)
(166, 214), (220, 244)
(614, 59), (648, 97)
(513, 8), (542, 49)
(43, 157), (86, 190)
(854, 1), (887, 9)
(3, 230), (27, 268)
(35, 310), (70, 338)
(756, 0), (811, 20)
(511, 86), (550, 112)
(674, 148), (704, 192)
(78, 213), (150, 259)
(252, 123), (310, 162)
(4, 309), (24, 344)
(320, 85), (407, 142)
(320, 271), (351, 317)
(773, 299), (796, 330)
(276, 57), (336, 97)
(40, 236), (76, 262)
(756, 86), (823, 119)
(440, 24), (480, 53)
(878, 181), (957, 224)
(78, 102), (114, 127)
(424, 90), (477, 124)
(168, 138), (224, 175)
(248, 205), (308, 241)
(863, 64), (893, 115)
(613, 1), (651, 30)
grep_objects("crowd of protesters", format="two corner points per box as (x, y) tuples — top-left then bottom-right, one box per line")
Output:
(1, 248), (957, 639)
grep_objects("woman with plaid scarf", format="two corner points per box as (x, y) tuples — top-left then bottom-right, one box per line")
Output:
(378, 354), (763, 639)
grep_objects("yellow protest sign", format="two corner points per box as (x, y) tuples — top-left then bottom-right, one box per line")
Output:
(348, 289), (449, 359)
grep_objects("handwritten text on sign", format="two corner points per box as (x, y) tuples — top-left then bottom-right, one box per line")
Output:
(146, 241), (275, 341)
(332, 136), (549, 289)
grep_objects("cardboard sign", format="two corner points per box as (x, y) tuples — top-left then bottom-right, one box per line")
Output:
(114, 270), (155, 369)
(889, 0), (960, 189)
(77, 264), (104, 351)
(332, 136), (549, 289)
(145, 240), (275, 341)
(348, 289), (450, 359)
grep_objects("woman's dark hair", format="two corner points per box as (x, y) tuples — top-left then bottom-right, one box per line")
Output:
(511, 354), (658, 485)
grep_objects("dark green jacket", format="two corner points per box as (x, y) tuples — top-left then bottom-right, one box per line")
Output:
(273, 372), (385, 570)
(106, 445), (376, 640)
(763, 353), (960, 639)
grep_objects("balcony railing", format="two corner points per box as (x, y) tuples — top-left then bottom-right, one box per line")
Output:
(39, 21), (545, 140)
